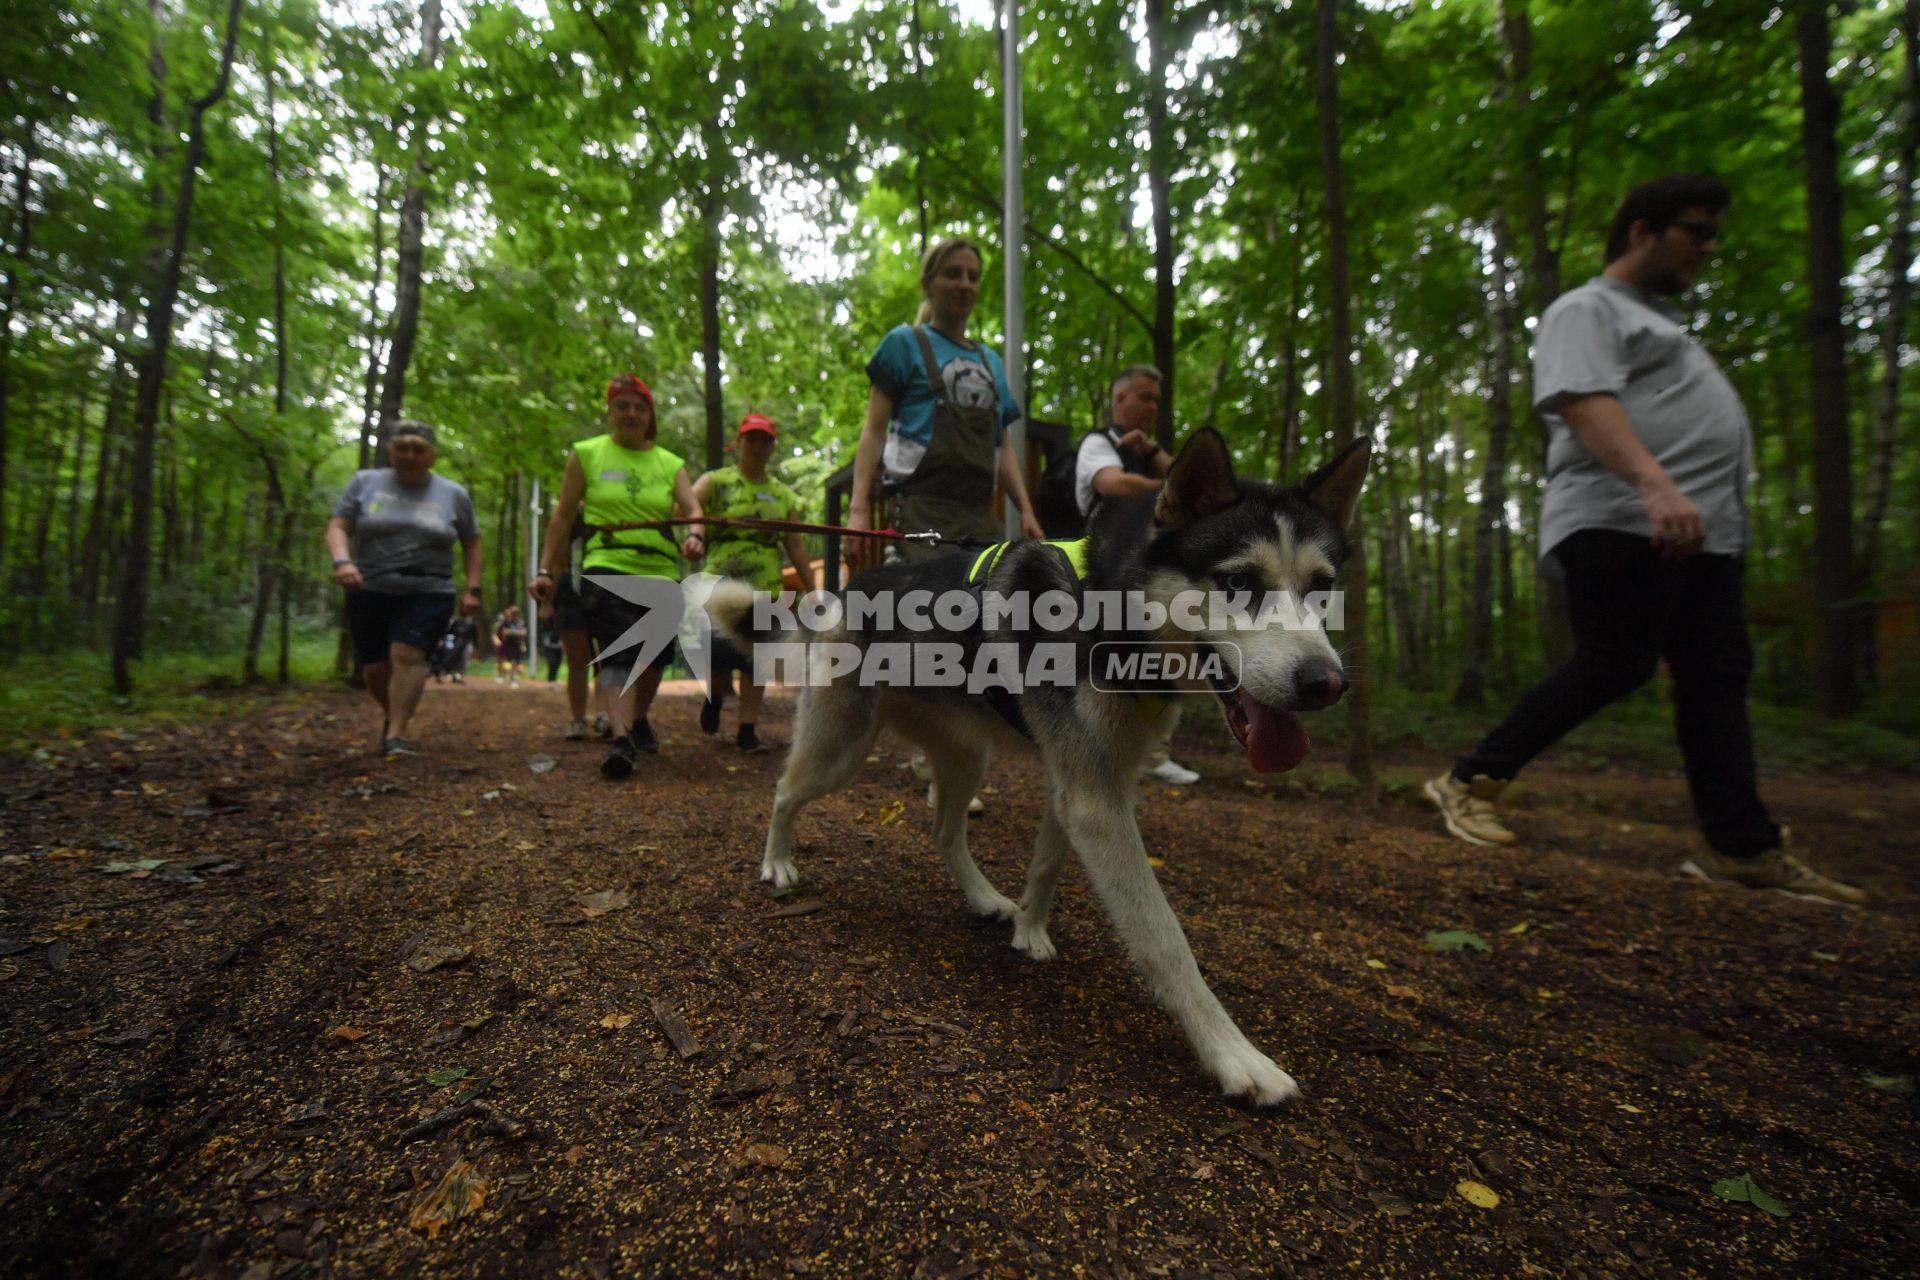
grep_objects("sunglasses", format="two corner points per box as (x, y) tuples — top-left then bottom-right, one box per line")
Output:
(1670, 219), (1723, 247)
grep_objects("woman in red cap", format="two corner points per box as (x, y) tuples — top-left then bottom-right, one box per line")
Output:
(530, 374), (704, 780)
(691, 412), (817, 753)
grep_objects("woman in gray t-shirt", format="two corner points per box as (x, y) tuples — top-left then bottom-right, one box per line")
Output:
(324, 420), (483, 756)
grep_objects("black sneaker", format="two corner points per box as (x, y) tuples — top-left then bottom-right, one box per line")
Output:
(632, 718), (659, 754)
(699, 698), (722, 735)
(737, 725), (768, 754)
(600, 735), (639, 780)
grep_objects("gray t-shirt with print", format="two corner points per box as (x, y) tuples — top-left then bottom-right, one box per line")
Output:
(332, 469), (480, 595)
(1533, 276), (1752, 558)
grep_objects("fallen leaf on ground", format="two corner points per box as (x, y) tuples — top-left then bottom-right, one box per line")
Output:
(739, 1143), (788, 1169)
(1364, 958), (1387, 970)
(409, 1159), (487, 1238)
(1811, 950), (1839, 962)
(1710, 1173), (1788, 1217)
(55, 917), (100, 933)
(99, 859), (166, 874)
(874, 799), (906, 826)
(1862, 1071), (1912, 1094)
(1505, 921), (1530, 934)
(1385, 984), (1419, 1000)
(425, 1067), (468, 1087)
(768, 898), (826, 919)
(406, 944), (472, 973)
(599, 1012), (635, 1030)
(1425, 929), (1490, 954)
(1146, 857), (1167, 869)
(579, 888), (631, 919)
(327, 1025), (369, 1042)
(98, 1024), (162, 1047)
(1456, 1180), (1500, 1209)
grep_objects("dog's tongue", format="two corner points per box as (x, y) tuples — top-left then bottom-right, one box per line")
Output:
(1243, 697), (1311, 774)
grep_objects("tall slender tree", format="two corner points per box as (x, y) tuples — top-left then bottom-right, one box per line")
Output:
(1795, 4), (1859, 716)
(374, 0), (443, 450)
(1317, 0), (1373, 784)
(112, 0), (246, 694)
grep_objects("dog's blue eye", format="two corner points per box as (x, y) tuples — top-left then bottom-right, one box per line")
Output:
(1221, 573), (1251, 594)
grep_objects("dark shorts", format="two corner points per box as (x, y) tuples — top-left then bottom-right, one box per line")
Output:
(499, 639), (527, 662)
(345, 590), (456, 666)
(552, 576), (588, 633)
(580, 577), (678, 676)
(710, 634), (753, 681)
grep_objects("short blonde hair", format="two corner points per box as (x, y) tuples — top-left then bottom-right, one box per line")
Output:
(914, 237), (985, 325)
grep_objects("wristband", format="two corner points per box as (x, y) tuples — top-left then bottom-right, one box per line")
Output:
(332, 558), (353, 568)
(534, 569), (553, 579)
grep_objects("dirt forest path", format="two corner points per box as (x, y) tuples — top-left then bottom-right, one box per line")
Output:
(1, 680), (1917, 1279)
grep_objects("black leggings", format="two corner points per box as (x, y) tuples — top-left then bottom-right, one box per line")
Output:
(1454, 529), (1779, 859)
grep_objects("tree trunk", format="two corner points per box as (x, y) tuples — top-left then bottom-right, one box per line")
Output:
(113, 0), (245, 694)
(374, 0), (444, 454)
(1795, 6), (1859, 717)
(699, 146), (726, 471)
(1861, 0), (1917, 599)
(0, 123), (36, 570)
(359, 163), (387, 470)
(1380, 438), (1425, 688)
(1456, 214), (1516, 707)
(243, 471), (282, 682)
(1317, 0), (1373, 785)
(1146, 0), (1177, 447)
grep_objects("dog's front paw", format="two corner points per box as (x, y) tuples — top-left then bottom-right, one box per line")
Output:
(1011, 918), (1056, 961)
(966, 889), (1017, 922)
(1206, 1043), (1300, 1108)
(759, 856), (802, 890)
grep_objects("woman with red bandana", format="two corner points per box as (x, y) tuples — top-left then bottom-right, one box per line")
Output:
(531, 374), (704, 780)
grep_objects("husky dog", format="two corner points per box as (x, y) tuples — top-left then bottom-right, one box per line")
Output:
(705, 428), (1369, 1105)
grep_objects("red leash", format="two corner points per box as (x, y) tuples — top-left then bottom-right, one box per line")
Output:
(586, 515), (928, 542)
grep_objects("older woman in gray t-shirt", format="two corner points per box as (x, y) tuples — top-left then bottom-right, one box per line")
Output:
(325, 420), (483, 757)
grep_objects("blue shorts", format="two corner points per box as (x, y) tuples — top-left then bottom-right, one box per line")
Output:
(345, 590), (456, 666)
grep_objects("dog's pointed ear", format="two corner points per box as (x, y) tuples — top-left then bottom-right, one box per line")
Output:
(1298, 437), (1371, 530)
(1154, 428), (1240, 531)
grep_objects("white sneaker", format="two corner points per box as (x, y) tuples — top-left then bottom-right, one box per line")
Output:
(1141, 758), (1200, 785)
(926, 782), (985, 815)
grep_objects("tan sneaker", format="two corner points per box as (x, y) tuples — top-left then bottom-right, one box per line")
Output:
(1424, 772), (1518, 846)
(1680, 840), (1866, 907)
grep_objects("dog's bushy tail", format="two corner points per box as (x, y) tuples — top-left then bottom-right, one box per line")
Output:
(703, 580), (803, 649)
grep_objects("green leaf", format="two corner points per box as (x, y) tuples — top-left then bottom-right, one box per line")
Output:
(1862, 1072), (1912, 1094)
(426, 1067), (468, 1087)
(99, 859), (166, 874)
(1811, 950), (1839, 962)
(1424, 929), (1490, 954)
(1711, 1173), (1790, 1218)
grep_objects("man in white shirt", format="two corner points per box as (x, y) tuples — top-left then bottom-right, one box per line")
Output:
(1075, 366), (1199, 786)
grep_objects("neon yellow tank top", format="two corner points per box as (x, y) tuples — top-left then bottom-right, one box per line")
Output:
(577, 434), (685, 579)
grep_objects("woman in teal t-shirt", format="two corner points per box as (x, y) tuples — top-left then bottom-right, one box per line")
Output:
(530, 373), (704, 780)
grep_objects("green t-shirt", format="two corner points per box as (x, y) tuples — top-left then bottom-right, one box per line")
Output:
(702, 465), (802, 592)
(576, 434), (685, 579)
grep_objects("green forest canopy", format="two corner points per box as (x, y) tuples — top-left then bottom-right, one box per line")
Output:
(0, 0), (1915, 723)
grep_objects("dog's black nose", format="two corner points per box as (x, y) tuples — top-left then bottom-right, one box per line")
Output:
(1297, 665), (1346, 710)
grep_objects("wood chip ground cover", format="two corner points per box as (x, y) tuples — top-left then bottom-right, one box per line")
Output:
(0, 684), (1916, 1277)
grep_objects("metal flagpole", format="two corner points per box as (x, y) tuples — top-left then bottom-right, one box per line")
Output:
(1001, 0), (1026, 542)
